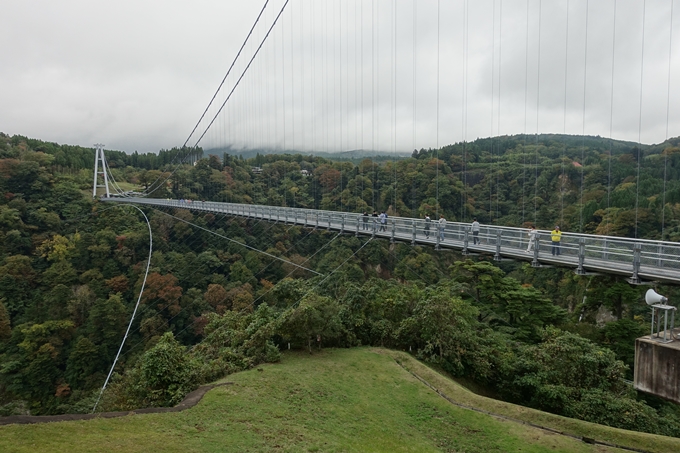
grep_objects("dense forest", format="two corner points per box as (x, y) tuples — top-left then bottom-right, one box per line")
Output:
(2, 132), (680, 437)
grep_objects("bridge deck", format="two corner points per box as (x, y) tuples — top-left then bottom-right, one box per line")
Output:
(103, 198), (680, 284)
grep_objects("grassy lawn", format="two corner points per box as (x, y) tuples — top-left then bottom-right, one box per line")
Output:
(0, 347), (677, 452)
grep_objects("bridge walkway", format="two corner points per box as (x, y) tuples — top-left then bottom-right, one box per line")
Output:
(103, 198), (680, 284)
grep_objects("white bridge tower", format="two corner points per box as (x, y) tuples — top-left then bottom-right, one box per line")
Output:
(92, 143), (110, 198)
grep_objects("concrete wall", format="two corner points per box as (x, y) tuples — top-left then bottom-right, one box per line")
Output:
(634, 335), (680, 403)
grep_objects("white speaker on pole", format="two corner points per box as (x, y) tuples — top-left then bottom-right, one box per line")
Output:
(645, 289), (668, 306)
(645, 289), (675, 343)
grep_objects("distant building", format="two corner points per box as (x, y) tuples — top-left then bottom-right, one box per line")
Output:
(251, 166), (263, 174)
(572, 161), (583, 168)
(300, 169), (310, 177)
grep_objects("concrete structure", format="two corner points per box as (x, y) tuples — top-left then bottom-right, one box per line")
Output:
(635, 332), (680, 403)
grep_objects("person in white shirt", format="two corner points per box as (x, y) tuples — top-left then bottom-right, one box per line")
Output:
(471, 218), (480, 245)
(438, 215), (447, 241)
(379, 211), (387, 231)
(526, 225), (537, 252)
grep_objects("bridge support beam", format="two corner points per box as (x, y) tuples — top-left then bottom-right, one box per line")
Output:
(411, 220), (416, 246)
(575, 238), (587, 275)
(531, 234), (541, 268)
(390, 219), (396, 244)
(628, 243), (643, 285)
(494, 230), (502, 261)
(462, 228), (469, 255)
(355, 216), (360, 237)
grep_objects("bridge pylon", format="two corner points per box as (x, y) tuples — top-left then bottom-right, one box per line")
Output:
(92, 143), (111, 198)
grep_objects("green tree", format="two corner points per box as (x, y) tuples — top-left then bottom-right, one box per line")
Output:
(508, 328), (630, 416)
(399, 287), (478, 374)
(278, 293), (342, 353)
(0, 320), (74, 413)
(0, 299), (11, 341)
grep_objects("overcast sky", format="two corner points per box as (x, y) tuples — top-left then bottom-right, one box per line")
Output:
(1, 0), (679, 154)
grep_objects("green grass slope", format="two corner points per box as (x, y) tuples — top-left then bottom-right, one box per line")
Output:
(0, 348), (677, 453)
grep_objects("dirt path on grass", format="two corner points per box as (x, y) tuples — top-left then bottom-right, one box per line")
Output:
(0, 382), (232, 426)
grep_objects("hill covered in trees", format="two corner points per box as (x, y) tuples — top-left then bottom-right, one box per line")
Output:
(2, 132), (680, 438)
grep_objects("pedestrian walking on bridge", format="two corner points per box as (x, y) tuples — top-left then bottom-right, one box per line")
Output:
(551, 226), (562, 256)
(527, 225), (537, 253)
(471, 218), (480, 245)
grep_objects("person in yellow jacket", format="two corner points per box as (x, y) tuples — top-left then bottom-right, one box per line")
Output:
(551, 226), (562, 256)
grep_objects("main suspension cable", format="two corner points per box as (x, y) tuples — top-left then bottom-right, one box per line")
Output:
(143, 1), (271, 197)
(144, 0), (290, 198)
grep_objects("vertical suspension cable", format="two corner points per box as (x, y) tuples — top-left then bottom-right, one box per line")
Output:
(522, 0), (529, 226)
(361, 0), (364, 155)
(497, 0), (503, 222)
(290, 0), (295, 158)
(461, 0), (467, 221)
(662, 0), (675, 241)
(490, 0), (496, 221)
(635, 0), (647, 239)
(372, 0), (376, 210)
(534, 0), (542, 226)
(355, 0), (359, 156)
(339, 0), (343, 211)
(282, 9), (287, 154)
(393, 0), (398, 214)
(413, 0), (417, 217)
(436, 0), (441, 219)
(346, 0), (350, 155)
(300, 0), (305, 156)
(463, 0), (469, 222)
(579, 0), (590, 233)
(274, 2), (279, 152)
(607, 0), (617, 235)
(326, 0), (331, 160)
(561, 0), (570, 228)
(311, 0), (316, 156)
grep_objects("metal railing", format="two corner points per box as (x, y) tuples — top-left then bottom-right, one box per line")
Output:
(103, 197), (680, 284)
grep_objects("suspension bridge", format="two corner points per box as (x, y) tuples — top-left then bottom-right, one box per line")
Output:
(100, 196), (680, 284)
(93, 0), (680, 284)
(85, 1), (680, 410)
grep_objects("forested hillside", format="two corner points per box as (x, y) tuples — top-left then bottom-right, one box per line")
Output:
(2, 132), (680, 438)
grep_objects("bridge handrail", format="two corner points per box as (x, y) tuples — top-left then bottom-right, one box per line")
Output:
(112, 197), (680, 247)
(103, 197), (680, 282)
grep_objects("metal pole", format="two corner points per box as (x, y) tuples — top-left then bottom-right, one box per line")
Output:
(463, 227), (469, 255)
(532, 233), (541, 268)
(494, 230), (502, 261)
(390, 218), (396, 243)
(630, 243), (642, 284)
(576, 238), (587, 275)
(411, 220), (416, 246)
